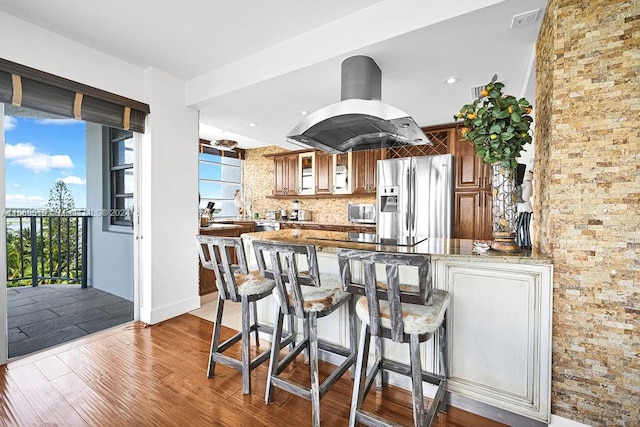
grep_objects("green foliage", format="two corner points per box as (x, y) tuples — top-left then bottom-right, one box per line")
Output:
(6, 216), (83, 287)
(453, 76), (533, 169)
(46, 181), (75, 214)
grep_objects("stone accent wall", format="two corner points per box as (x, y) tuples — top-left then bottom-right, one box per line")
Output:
(536, 1), (640, 424)
(244, 146), (375, 223)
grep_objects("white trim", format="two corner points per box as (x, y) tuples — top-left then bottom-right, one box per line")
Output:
(132, 132), (142, 322)
(140, 296), (201, 326)
(550, 415), (592, 427)
(0, 103), (7, 365)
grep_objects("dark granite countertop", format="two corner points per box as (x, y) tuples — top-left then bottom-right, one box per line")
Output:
(200, 223), (243, 231)
(242, 229), (551, 264)
(213, 218), (376, 228)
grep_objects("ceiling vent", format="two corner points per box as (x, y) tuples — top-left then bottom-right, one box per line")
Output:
(511, 9), (540, 28)
(470, 84), (485, 99)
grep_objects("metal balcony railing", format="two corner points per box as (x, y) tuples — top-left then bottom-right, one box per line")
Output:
(6, 213), (89, 288)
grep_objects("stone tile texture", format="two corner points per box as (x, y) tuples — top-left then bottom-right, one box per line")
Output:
(536, 0), (640, 424)
(7, 285), (134, 359)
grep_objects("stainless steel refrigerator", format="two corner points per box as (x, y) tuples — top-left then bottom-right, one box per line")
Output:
(376, 154), (453, 239)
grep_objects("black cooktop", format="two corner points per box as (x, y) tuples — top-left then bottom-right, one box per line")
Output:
(310, 232), (428, 247)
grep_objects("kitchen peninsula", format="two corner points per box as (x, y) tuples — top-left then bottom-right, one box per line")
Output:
(241, 229), (553, 424)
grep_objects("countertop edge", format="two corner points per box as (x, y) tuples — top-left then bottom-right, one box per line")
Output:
(241, 230), (551, 264)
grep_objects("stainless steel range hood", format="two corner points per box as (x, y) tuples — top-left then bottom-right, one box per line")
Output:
(286, 56), (430, 154)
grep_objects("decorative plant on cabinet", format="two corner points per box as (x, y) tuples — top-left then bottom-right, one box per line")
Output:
(454, 75), (533, 251)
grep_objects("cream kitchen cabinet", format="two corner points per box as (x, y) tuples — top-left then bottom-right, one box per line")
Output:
(332, 152), (352, 194)
(433, 258), (552, 423)
(298, 152), (316, 195)
(244, 231), (552, 423)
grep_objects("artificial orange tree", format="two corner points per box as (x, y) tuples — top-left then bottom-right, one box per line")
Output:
(454, 75), (533, 169)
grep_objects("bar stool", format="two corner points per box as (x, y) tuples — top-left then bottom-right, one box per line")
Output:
(196, 235), (295, 394)
(252, 240), (357, 427)
(336, 248), (449, 427)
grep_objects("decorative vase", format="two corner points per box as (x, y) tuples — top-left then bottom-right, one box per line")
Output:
(490, 164), (519, 252)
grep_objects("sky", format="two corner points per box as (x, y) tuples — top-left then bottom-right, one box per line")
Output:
(4, 114), (87, 209)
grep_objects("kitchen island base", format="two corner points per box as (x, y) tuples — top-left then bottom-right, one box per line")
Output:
(242, 230), (552, 425)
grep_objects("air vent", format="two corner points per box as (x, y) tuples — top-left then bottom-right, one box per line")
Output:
(511, 9), (540, 28)
(470, 84), (485, 99)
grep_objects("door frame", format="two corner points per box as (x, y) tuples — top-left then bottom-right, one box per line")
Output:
(1, 104), (8, 365)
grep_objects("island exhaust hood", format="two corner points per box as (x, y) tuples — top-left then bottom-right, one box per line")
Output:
(286, 55), (430, 154)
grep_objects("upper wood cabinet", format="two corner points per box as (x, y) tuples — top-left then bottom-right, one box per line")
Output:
(449, 128), (493, 241)
(352, 149), (382, 194)
(273, 154), (298, 196)
(315, 151), (333, 195)
(450, 132), (492, 192)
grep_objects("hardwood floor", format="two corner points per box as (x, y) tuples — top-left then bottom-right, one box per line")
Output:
(0, 314), (506, 426)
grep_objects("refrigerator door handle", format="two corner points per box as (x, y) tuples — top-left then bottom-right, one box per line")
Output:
(411, 166), (417, 235)
(405, 167), (411, 235)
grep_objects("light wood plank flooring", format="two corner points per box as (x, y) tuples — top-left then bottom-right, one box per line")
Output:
(0, 314), (506, 426)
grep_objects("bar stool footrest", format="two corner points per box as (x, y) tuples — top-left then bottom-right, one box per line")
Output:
(356, 410), (404, 427)
(382, 359), (446, 387)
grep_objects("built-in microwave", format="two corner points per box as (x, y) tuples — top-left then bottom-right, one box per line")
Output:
(348, 203), (376, 224)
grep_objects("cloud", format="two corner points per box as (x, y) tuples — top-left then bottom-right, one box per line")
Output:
(5, 142), (35, 159)
(5, 194), (46, 208)
(36, 118), (81, 125)
(5, 142), (73, 172)
(3, 116), (17, 131)
(59, 175), (86, 185)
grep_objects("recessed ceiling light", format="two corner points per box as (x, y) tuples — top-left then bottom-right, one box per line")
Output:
(299, 110), (309, 116)
(248, 122), (257, 127)
(444, 77), (460, 85)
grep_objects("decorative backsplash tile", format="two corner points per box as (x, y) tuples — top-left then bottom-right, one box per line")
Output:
(243, 146), (375, 223)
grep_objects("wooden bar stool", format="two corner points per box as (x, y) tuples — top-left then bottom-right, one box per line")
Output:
(337, 248), (449, 427)
(252, 240), (358, 427)
(196, 235), (295, 394)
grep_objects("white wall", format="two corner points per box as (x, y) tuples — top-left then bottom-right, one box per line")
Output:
(86, 123), (134, 301)
(0, 11), (200, 329)
(138, 67), (200, 324)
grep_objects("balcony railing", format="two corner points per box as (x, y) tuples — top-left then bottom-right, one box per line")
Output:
(6, 213), (89, 288)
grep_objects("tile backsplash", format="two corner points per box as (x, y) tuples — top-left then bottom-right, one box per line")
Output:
(243, 146), (375, 223)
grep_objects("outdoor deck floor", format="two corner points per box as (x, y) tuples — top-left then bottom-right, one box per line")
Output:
(7, 284), (134, 359)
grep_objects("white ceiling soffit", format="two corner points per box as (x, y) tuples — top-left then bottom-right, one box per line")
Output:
(0, 0), (547, 150)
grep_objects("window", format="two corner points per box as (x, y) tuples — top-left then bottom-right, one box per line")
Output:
(109, 128), (134, 226)
(199, 151), (242, 217)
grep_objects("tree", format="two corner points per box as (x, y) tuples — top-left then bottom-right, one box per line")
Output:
(44, 180), (79, 281)
(46, 180), (75, 214)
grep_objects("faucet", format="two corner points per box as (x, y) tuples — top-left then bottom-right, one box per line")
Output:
(236, 188), (254, 220)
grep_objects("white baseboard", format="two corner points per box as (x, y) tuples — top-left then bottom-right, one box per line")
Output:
(549, 415), (592, 427)
(141, 295), (201, 325)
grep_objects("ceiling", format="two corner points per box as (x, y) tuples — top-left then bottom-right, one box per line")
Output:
(0, 0), (547, 150)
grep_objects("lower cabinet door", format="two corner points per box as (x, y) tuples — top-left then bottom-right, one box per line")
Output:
(434, 259), (552, 423)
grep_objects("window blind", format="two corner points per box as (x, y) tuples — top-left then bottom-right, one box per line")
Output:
(0, 58), (149, 133)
